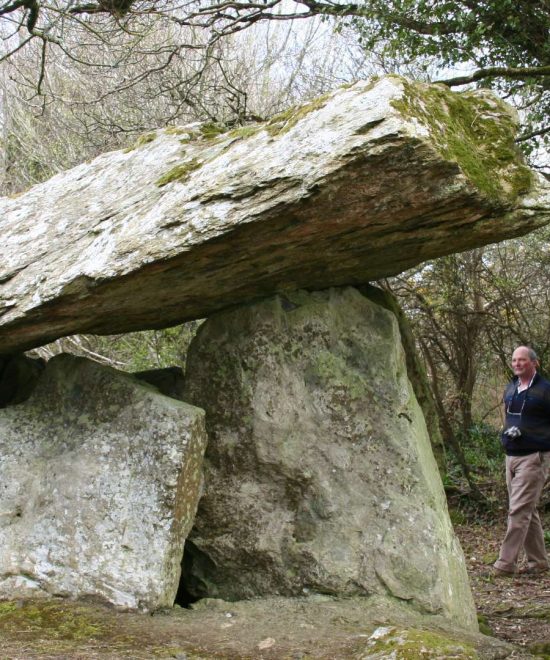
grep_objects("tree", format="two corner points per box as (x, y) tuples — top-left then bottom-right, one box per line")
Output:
(1, 13), (376, 194)
(386, 251), (491, 494)
(476, 227), (550, 375)
(388, 224), (550, 491)
(1, 0), (548, 161)
(347, 0), (549, 164)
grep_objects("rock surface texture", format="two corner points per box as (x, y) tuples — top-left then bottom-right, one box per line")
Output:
(1, 77), (549, 354)
(182, 287), (477, 629)
(0, 354), (207, 610)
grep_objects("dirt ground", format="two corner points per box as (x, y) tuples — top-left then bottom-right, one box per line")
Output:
(2, 512), (550, 658)
(457, 520), (550, 657)
(0, 589), (514, 660)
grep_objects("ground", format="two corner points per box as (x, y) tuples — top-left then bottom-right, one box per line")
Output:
(457, 519), (550, 656)
(2, 490), (550, 658)
(0, 590), (515, 660)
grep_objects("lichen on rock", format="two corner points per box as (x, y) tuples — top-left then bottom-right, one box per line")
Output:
(0, 75), (548, 355)
(182, 286), (477, 629)
(0, 354), (207, 611)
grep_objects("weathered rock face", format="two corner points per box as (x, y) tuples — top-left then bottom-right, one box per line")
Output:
(0, 354), (207, 610)
(360, 284), (446, 474)
(182, 287), (477, 629)
(1, 77), (549, 354)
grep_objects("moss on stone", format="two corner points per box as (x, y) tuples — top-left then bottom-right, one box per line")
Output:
(266, 93), (332, 137)
(156, 158), (203, 187)
(227, 125), (263, 141)
(0, 600), (102, 641)
(164, 127), (189, 136)
(364, 627), (477, 658)
(124, 132), (157, 153)
(0, 602), (19, 616)
(477, 614), (493, 637)
(199, 122), (228, 140)
(0, 599), (212, 657)
(311, 349), (366, 400)
(136, 132), (157, 146)
(391, 79), (533, 205)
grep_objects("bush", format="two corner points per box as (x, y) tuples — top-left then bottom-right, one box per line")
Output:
(460, 423), (503, 476)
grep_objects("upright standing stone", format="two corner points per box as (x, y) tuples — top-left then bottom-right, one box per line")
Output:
(183, 287), (477, 629)
(0, 354), (207, 610)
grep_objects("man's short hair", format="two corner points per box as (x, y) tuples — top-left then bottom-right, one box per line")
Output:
(527, 347), (539, 361)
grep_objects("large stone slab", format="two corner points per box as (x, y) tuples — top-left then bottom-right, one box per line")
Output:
(181, 287), (477, 629)
(0, 354), (207, 610)
(1, 76), (549, 354)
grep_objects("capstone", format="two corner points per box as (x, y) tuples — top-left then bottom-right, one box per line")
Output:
(0, 76), (548, 354)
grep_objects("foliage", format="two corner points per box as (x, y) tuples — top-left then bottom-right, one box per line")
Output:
(460, 423), (503, 476)
(31, 322), (202, 373)
(349, 0), (548, 72)
(443, 423), (503, 507)
(388, 250), (489, 440)
(348, 0), (549, 160)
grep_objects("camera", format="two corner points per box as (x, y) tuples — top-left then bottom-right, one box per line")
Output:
(504, 426), (522, 439)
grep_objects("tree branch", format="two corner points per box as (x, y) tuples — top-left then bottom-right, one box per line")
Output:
(0, 0), (28, 15)
(516, 125), (550, 142)
(436, 65), (550, 87)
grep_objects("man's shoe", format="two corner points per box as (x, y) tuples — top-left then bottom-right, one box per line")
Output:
(518, 565), (549, 575)
(480, 565), (515, 578)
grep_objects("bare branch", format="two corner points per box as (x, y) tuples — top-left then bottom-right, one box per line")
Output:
(35, 35), (47, 94)
(0, 0), (28, 15)
(0, 33), (33, 62)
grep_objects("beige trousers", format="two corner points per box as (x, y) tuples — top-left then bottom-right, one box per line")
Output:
(495, 452), (550, 573)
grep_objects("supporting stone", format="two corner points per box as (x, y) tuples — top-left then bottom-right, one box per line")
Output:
(0, 354), (207, 610)
(182, 287), (477, 629)
(360, 284), (446, 476)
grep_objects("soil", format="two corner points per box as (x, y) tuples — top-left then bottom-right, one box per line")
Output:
(0, 591), (513, 660)
(457, 519), (550, 657)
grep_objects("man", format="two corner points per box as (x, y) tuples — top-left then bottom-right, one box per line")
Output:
(493, 346), (550, 576)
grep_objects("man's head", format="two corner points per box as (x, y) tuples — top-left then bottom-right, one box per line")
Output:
(512, 346), (539, 382)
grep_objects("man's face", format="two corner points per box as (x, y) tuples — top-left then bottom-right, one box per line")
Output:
(512, 347), (537, 380)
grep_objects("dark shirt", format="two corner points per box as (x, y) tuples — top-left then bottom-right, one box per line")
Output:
(502, 373), (550, 455)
